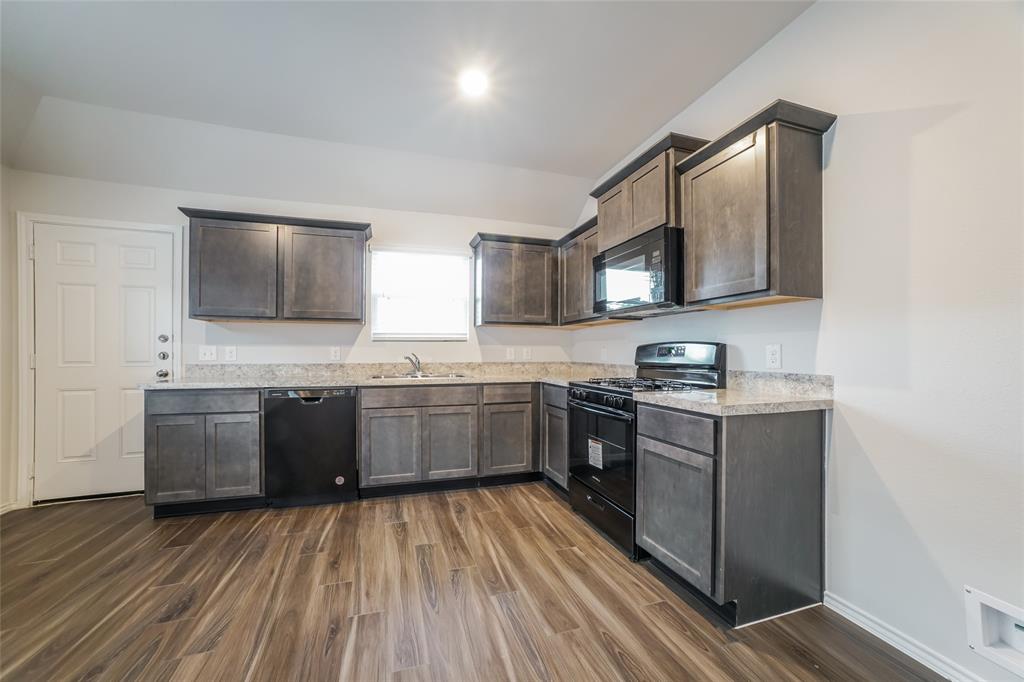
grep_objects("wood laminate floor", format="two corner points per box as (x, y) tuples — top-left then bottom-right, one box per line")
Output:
(0, 483), (941, 681)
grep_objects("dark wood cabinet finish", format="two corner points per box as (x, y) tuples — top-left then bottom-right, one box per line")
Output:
(144, 390), (263, 505)
(145, 414), (206, 504)
(279, 225), (365, 320)
(636, 435), (715, 596)
(473, 237), (557, 326)
(422, 405), (479, 480)
(482, 384), (533, 404)
(678, 101), (835, 309)
(596, 183), (632, 253)
(182, 208), (370, 322)
(480, 402), (533, 476)
(541, 402), (568, 488)
(559, 225), (600, 324)
(189, 219), (278, 318)
(580, 227), (600, 319)
(361, 385), (479, 409)
(629, 152), (671, 234)
(636, 403), (825, 626)
(205, 413), (261, 499)
(360, 407), (422, 487)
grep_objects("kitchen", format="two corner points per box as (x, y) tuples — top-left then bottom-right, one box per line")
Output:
(1, 2), (1021, 681)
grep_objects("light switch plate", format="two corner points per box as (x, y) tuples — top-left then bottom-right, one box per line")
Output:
(198, 345), (217, 362)
(765, 344), (782, 370)
(222, 346), (237, 362)
(521, 347), (532, 360)
(505, 347), (515, 360)
(329, 346), (342, 361)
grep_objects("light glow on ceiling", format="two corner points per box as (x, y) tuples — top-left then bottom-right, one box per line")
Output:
(457, 68), (489, 98)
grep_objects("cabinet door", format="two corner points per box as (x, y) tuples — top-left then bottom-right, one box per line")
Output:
(205, 413), (261, 499)
(279, 225), (364, 320)
(145, 414), (206, 504)
(480, 403), (533, 476)
(580, 227), (600, 319)
(541, 403), (568, 488)
(516, 244), (555, 324)
(189, 219), (277, 318)
(479, 242), (517, 323)
(422, 405), (478, 480)
(636, 435), (716, 596)
(360, 408), (422, 486)
(629, 152), (670, 235)
(559, 238), (582, 323)
(683, 127), (769, 303)
(597, 183), (632, 252)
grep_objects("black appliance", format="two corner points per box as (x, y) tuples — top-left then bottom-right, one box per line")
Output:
(593, 225), (683, 318)
(263, 388), (358, 507)
(567, 342), (727, 557)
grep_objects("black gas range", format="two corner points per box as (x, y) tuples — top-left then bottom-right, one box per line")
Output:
(566, 342), (726, 558)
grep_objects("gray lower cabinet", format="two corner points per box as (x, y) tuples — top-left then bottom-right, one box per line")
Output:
(540, 402), (568, 488)
(422, 405), (478, 480)
(636, 435), (715, 595)
(480, 402), (533, 476)
(359, 407), (422, 487)
(144, 397), (262, 506)
(205, 413), (261, 499)
(145, 414), (207, 504)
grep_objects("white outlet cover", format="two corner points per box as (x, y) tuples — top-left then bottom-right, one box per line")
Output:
(506, 347), (515, 360)
(198, 345), (217, 362)
(522, 347), (532, 360)
(329, 346), (342, 361)
(222, 346), (237, 362)
(765, 344), (782, 370)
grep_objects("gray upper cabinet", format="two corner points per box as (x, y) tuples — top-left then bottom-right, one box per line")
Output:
(422, 405), (478, 480)
(560, 222), (600, 324)
(480, 402), (533, 476)
(472, 235), (557, 326)
(205, 413), (261, 499)
(181, 208), (371, 322)
(144, 389), (262, 506)
(677, 102), (836, 308)
(580, 226), (600, 320)
(636, 435), (716, 596)
(592, 135), (708, 253)
(279, 225), (365, 321)
(189, 219), (278, 318)
(360, 407), (422, 487)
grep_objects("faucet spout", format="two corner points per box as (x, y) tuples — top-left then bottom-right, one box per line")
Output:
(404, 354), (423, 374)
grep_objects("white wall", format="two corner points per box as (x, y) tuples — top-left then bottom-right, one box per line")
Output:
(573, 2), (1023, 679)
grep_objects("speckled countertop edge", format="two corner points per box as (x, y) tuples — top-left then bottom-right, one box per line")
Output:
(635, 390), (833, 417)
(139, 375), (573, 390)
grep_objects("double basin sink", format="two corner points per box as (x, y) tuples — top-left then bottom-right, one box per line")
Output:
(368, 372), (467, 380)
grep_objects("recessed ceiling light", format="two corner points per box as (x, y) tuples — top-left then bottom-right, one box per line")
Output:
(457, 68), (489, 98)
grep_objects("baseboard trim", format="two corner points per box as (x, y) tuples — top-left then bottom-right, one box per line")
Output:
(0, 500), (25, 515)
(824, 591), (977, 682)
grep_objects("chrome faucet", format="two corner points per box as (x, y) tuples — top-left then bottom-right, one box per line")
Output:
(404, 353), (423, 375)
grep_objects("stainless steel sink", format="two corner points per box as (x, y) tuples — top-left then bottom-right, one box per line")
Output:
(368, 373), (467, 380)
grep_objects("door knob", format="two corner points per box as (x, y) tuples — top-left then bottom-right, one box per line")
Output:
(156, 369), (169, 379)
(158, 334), (169, 343)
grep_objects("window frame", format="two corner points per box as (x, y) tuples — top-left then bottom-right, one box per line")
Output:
(368, 245), (473, 342)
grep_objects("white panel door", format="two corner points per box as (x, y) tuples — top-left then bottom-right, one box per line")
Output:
(34, 222), (174, 501)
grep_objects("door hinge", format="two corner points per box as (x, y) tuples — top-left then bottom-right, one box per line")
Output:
(27, 243), (35, 260)
(28, 353), (36, 369)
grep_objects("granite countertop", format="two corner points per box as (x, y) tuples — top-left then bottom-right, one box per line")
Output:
(139, 375), (573, 390)
(635, 388), (833, 417)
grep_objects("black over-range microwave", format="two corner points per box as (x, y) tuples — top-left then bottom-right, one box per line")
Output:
(593, 225), (683, 318)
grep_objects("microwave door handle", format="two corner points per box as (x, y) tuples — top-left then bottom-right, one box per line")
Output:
(568, 399), (634, 421)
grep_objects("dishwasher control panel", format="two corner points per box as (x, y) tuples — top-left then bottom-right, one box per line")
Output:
(265, 388), (356, 399)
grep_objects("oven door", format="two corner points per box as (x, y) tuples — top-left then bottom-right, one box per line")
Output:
(568, 398), (635, 512)
(594, 226), (680, 315)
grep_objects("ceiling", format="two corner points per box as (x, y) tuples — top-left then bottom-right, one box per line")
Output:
(1, 1), (811, 180)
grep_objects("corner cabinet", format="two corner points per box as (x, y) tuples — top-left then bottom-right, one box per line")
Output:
(678, 101), (837, 309)
(472, 235), (557, 326)
(591, 134), (708, 253)
(144, 390), (262, 505)
(559, 217), (600, 324)
(479, 384), (536, 476)
(181, 207), (371, 322)
(540, 385), (568, 488)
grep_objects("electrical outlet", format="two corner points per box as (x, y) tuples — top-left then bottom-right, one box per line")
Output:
(222, 346), (237, 362)
(505, 347), (515, 360)
(765, 344), (782, 370)
(329, 346), (342, 361)
(521, 347), (532, 360)
(198, 345), (217, 362)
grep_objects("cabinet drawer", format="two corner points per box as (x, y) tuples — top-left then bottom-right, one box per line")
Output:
(360, 386), (478, 409)
(147, 390), (260, 416)
(542, 384), (567, 409)
(483, 384), (533, 404)
(570, 484), (634, 555)
(637, 405), (715, 455)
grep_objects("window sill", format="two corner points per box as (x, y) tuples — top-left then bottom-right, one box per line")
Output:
(371, 335), (469, 343)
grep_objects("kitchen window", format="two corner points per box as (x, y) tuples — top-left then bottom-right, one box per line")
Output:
(370, 248), (471, 341)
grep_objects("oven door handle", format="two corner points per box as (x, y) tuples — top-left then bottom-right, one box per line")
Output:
(568, 399), (634, 422)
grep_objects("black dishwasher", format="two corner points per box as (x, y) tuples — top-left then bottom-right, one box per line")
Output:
(263, 388), (358, 507)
